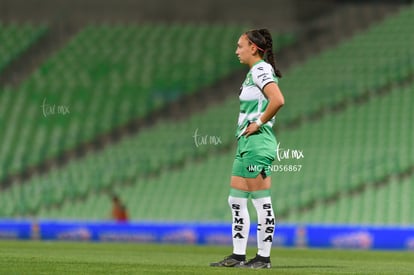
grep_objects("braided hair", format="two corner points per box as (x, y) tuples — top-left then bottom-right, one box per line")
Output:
(245, 29), (282, 78)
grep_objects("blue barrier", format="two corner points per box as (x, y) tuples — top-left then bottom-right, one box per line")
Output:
(1, 219), (414, 250)
(0, 219), (32, 240)
(306, 224), (414, 250)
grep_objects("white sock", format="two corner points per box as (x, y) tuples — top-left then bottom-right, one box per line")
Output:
(252, 193), (275, 258)
(228, 194), (250, 256)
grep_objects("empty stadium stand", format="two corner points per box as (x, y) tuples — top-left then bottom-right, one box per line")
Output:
(0, 22), (48, 73)
(0, 1), (413, 226)
(0, 23), (253, 182)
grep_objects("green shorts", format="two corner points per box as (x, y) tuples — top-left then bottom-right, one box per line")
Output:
(232, 126), (277, 178)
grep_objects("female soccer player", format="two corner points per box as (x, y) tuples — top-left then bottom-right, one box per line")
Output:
(211, 29), (285, 269)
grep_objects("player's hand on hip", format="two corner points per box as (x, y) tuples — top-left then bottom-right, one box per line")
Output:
(242, 122), (260, 137)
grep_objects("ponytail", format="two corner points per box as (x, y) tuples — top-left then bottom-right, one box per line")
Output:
(245, 29), (282, 78)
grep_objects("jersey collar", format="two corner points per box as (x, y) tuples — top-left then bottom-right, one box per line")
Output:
(251, 59), (265, 68)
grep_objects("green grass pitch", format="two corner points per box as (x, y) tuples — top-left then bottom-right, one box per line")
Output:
(1, 240), (414, 274)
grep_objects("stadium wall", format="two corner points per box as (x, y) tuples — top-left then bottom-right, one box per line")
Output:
(1, 219), (414, 251)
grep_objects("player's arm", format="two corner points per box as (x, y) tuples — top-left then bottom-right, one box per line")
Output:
(258, 82), (284, 124)
(243, 82), (284, 137)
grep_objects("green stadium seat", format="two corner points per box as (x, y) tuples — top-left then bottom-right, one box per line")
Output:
(0, 22), (48, 72)
(1, 23), (268, 182)
(2, 6), (414, 224)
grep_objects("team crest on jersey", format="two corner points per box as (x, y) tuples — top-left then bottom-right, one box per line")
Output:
(243, 72), (254, 86)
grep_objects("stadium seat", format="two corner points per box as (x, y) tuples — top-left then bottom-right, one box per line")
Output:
(2, 6), (414, 224)
(0, 23), (258, 182)
(0, 22), (48, 72)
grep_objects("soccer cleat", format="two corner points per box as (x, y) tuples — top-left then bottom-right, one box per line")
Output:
(210, 254), (246, 267)
(237, 254), (271, 269)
